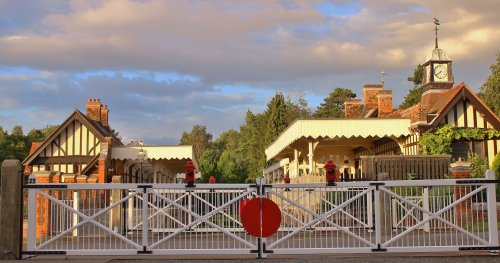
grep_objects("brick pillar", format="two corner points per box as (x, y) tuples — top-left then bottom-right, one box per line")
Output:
(63, 174), (76, 201)
(35, 172), (52, 237)
(76, 176), (88, 202)
(87, 177), (98, 200)
(450, 159), (472, 224)
(97, 159), (108, 183)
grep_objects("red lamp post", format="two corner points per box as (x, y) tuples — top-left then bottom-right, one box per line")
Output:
(325, 160), (339, 186)
(185, 160), (196, 187)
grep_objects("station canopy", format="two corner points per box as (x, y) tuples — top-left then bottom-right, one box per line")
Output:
(265, 118), (411, 161)
(111, 145), (198, 171)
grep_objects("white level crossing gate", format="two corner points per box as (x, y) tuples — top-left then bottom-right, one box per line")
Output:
(25, 172), (499, 258)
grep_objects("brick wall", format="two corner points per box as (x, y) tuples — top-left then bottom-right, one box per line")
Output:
(363, 84), (383, 112)
(86, 98), (101, 122)
(377, 90), (393, 117)
(344, 99), (363, 118)
(100, 104), (109, 127)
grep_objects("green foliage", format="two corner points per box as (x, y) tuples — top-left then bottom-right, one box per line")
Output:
(313, 87), (356, 118)
(420, 125), (500, 155)
(284, 91), (311, 123)
(198, 149), (219, 183)
(468, 153), (487, 178)
(478, 53), (500, 116)
(0, 124), (58, 177)
(490, 153), (500, 201)
(399, 86), (423, 109)
(400, 64), (424, 109)
(407, 64), (424, 85)
(217, 151), (246, 183)
(239, 111), (268, 182)
(179, 124), (213, 159)
(265, 92), (288, 144)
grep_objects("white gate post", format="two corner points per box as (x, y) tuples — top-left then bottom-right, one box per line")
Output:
(141, 187), (149, 252)
(72, 191), (79, 236)
(486, 170), (498, 246)
(367, 191), (373, 230)
(374, 186), (382, 248)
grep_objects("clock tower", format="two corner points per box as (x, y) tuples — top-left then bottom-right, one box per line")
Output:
(421, 18), (454, 91)
(417, 18), (455, 131)
(421, 48), (454, 91)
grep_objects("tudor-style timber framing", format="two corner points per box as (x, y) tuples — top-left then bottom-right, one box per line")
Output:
(23, 108), (122, 175)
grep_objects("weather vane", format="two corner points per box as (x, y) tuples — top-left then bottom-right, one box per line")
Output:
(434, 17), (440, 49)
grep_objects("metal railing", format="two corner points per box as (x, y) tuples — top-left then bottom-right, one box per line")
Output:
(25, 171), (499, 257)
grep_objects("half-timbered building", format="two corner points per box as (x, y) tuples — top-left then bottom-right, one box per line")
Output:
(23, 99), (198, 183)
(264, 45), (500, 183)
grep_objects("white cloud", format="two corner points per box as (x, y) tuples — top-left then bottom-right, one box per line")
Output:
(0, 0), (498, 142)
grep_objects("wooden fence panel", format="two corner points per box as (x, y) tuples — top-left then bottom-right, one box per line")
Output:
(359, 155), (451, 181)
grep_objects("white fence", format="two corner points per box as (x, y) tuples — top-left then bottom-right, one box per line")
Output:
(25, 172), (499, 257)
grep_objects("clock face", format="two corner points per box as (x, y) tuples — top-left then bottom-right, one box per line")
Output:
(433, 64), (448, 81)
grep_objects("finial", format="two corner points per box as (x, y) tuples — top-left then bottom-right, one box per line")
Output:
(434, 17), (440, 49)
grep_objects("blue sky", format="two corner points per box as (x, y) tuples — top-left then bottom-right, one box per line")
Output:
(0, 0), (498, 144)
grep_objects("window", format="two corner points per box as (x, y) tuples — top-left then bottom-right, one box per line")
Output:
(451, 142), (469, 161)
(472, 141), (485, 157)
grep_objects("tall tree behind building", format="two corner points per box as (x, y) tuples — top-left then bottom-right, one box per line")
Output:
(265, 92), (288, 144)
(478, 53), (500, 116)
(399, 64), (424, 109)
(313, 87), (356, 118)
(285, 91), (312, 124)
(179, 124), (213, 159)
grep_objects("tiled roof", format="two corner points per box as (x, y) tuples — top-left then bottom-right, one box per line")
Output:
(29, 142), (42, 155)
(428, 83), (464, 114)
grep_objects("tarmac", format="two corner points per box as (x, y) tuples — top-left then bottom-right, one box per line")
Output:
(1, 252), (498, 263)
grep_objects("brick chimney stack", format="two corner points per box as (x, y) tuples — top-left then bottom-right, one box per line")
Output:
(377, 90), (393, 117)
(344, 99), (363, 118)
(100, 104), (109, 127)
(86, 98), (102, 122)
(363, 84), (384, 112)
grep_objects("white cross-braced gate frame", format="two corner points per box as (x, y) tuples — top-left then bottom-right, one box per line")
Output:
(24, 171), (499, 258)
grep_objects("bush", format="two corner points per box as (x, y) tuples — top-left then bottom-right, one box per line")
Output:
(490, 153), (500, 201)
(468, 154), (488, 178)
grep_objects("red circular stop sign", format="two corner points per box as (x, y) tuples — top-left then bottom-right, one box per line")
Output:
(240, 197), (281, 237)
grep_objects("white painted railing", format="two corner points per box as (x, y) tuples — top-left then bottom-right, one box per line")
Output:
(25, 171), (499, 257)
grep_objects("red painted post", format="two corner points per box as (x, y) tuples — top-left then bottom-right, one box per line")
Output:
(185, 161), (195, 187)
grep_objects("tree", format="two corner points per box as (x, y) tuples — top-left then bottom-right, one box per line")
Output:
(265, 92), (288, 144)
(179, 124), (213, 159)
(217, 151), (246, 183)
(399, 64), (424, 109)
(285, 91), (312, 124)
(478, 53), (500, 116)
(313, 88), (356, 118)
(239, 110), (268, 182)
(407, 64), (424, 85)
(198, 149), (219, 182)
